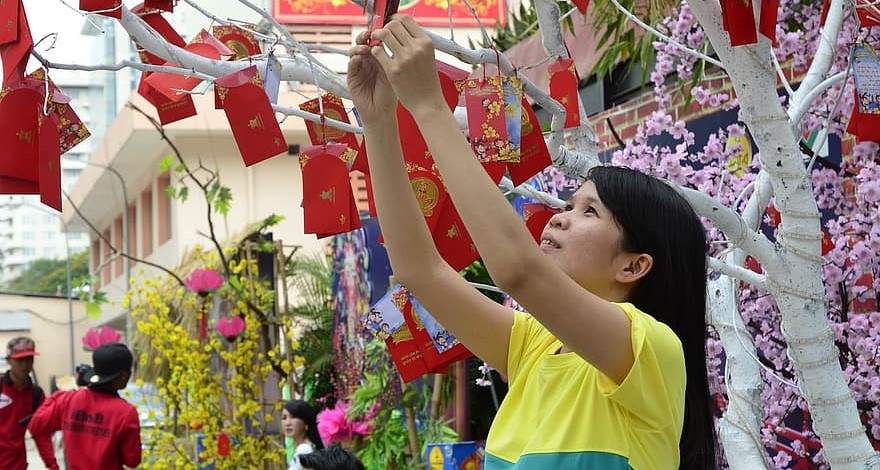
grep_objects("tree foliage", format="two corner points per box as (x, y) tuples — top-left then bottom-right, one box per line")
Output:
(3, 250), (89, 296)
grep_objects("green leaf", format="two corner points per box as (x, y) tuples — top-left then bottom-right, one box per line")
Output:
(85, 301), (103, 320)
(174, 163), (186, 173)
(164, 185), (176, 199)
(215, 186), (233, 216)
(159, 155), (174, 173)
(178, 186), (189, 202)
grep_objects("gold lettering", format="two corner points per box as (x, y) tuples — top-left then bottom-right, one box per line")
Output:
(411, 177), (439, 217)
(248, 114), (264, 130)
(446, 224), (460, 238)
(16, 130), (34, 145)
(320, 188), (336, 204)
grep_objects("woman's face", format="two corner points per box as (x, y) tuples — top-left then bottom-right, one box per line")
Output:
(281, 409), (307, 440)
(540, 181), (635, 298)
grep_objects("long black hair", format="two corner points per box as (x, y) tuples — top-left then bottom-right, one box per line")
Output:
(284, 399), (325, 450)
(588, 166), (718, 469)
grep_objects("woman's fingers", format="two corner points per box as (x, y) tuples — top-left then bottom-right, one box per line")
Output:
(370, 29), (404, 56)
(393, 14), (427, 39)
(370, 41), (394, 71)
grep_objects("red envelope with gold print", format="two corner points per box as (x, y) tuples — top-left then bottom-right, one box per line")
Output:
(216, 65), (287, 166)
(137, 75), (198, 125)
(432, 200), (479, 271)
(212, 25), (261, 61)
(143, 41), (223, 102)
(508, 99), (551, 185)
(0, 0), (20, 45)
(299, 144), (361, 235)
(80, 0), (122, 19)
(299, 94), (360, 151)
(1, 0), (32, 88)
(463, 76), (509, 162)
(37, 114), (62, 210)
(548, 58), (580, 129)
(214, 65), (262, 110)
(385, 287), (431, 382)
(144, 0), (173, 12)
(408, 168), (447, 233)
(27, 69), (92, 155)
(523, 203), (559, 244)
(0, 87), (42, 182)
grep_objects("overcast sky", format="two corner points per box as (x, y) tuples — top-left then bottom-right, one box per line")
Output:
(22, 0), (103, 65)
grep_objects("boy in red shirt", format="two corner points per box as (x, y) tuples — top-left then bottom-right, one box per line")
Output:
(29, 343), (142, 469)
(0, 337), (59, 470)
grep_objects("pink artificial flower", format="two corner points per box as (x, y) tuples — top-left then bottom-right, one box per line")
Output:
(82, 326), (122, 351)
(317, 403), (353, 445)
(350, 421), (372, 437)
(185, 269), (224, 296)
(216, 315), (245, 341)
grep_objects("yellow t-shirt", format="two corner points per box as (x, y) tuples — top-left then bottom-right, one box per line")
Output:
(484, 303), (685, 470)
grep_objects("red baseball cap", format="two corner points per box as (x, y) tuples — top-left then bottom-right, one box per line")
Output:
(6, 337), (38, 359)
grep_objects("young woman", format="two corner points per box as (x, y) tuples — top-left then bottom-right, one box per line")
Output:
(347, 14), (718, 469)
(282, 400), (325, 470)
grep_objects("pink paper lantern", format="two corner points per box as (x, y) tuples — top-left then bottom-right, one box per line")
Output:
(82, 326), (122, 351)
(185, 268), (224, 296)
(216, 315), (245, 341)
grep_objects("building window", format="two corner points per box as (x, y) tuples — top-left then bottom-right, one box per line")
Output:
(141, 189), (153, 257)
(113, 216), (123, 278)
(128, 203), (137, 259)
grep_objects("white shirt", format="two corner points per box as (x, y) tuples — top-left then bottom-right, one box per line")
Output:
(288, 442), (315, 470)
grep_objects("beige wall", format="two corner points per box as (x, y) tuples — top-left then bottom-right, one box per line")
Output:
(0, 293), (90, 391)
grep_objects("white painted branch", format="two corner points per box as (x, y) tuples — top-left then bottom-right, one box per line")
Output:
(499, 177), (566, 208)
(707, 257), (767, 289)
(788, 71), (847, 128)
(787, 0), (847, 128)
(708, 273), (769, 470)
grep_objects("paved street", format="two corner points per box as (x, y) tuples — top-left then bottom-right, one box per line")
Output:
(25, 433), (66, 469)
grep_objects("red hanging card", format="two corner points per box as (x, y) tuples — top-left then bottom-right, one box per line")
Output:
(403, 293), (471, 373)
(0, 0), (19, 45)
(299, 94), (360, 152)
(143, 42), (223, 102)
(144, 0), (174, 12)
(571, 0), (589, 14)
(522, 203), (559, 244)
(758, 0), (779, 46)
(367, 0), (399, 46)
(216, 65), (288, 166)
(79, 0), (122, 19)
(463, 76), (510, 162)
(408, 168), (447, 234)
(432, 200), (479, 272)
(191, 29), (235, 57)
(508, 99), (551, 186)
(299, 144), (360, 235)
(214, 64), (261, 110)
(137, 75), (198, 125)
(847, 45), (880, 143)
(0, 87), (42, 182)
(721, 0), (758, 47)
(27, 69), (92, 155)
(37, 113), (62, 211)
(134, 8), (186, 66)
(0, 0), (32, 88)
(548, 58), (580, 129)
(385, 287), (431, 382)
(212, 25), (261, 61)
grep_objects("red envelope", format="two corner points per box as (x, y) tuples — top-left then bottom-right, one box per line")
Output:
(214, 64), (262, 110)
(437, 60), (467, 108)
(143, 42), (223, 102)
(0, 87), (42, 182)
(857, 0), (880, 26)
(463, 76), (510, 162)
(432, 200), (480, 271)
(758, 0), (779, 46)
(721, 0), (757, 46)
(299, 94), (360, 151)
(80, 0), (122, 19)
(192, 29), (235, 57)
(367, 0), (399, 46)
(216, 66), (287, 166)
(402, 295), (471, 373)
(300, 144), (361, 235)
(548, 58), (580, 129)
(212, 25), (261, 61)
(572, 0), (589, 14)
(0, 0), (19, 45)
(522, 203), (559, 244)
(137, 75), (198, 125)
(0, 0), (32, 88)
(37, 113), (62, 210)
(408, 168), (447, 233)
(27, 69), (92, 155)
(384, 325), (430, 383)
(133, 8), (186, 66)
(507, 99), (551, 186)
(144, 0), (174, 12)
(847, 88), (880, 143)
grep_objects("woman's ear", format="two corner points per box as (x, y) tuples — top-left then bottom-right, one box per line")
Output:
(616, 253), (653, 284)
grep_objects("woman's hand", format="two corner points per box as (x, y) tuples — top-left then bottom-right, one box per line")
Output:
(370, 15), (446, 120)
(347, 31), (398, 124)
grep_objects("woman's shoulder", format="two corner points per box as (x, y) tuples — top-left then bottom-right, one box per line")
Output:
(294, 442), (315, 455)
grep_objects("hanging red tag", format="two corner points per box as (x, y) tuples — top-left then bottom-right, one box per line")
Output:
(758, 0), (778, 46)
(37, 113), (62, 211)
(548, 58), (580, 129)
(216, 65), (288, 166)
(385, 286), (430, 382)
(299, 144), (361, 236)
(133, 8), (186, 66)
(144, 0), (174, 13)
(857, 0), (880, 27)
(137, 76), (198, 125)
(431, 200), (479, 272)
(299, 94), (360, 152)
(27, 69), (92, 155)
(721, 0), (758, 46)
(463, 76), (510, 162)
(0, 0), (20, 45)
(212, 24), (261, 61)
(214, 64), (262, 110)
(507, 99), (551, 186)
(404, 292), (472, 373)
(0, 0), (32, 88)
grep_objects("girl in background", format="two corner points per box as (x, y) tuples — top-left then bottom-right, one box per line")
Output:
(282, 400), (325, 470)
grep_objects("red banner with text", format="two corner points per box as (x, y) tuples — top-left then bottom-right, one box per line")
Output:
(273, 0), (506, 26)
